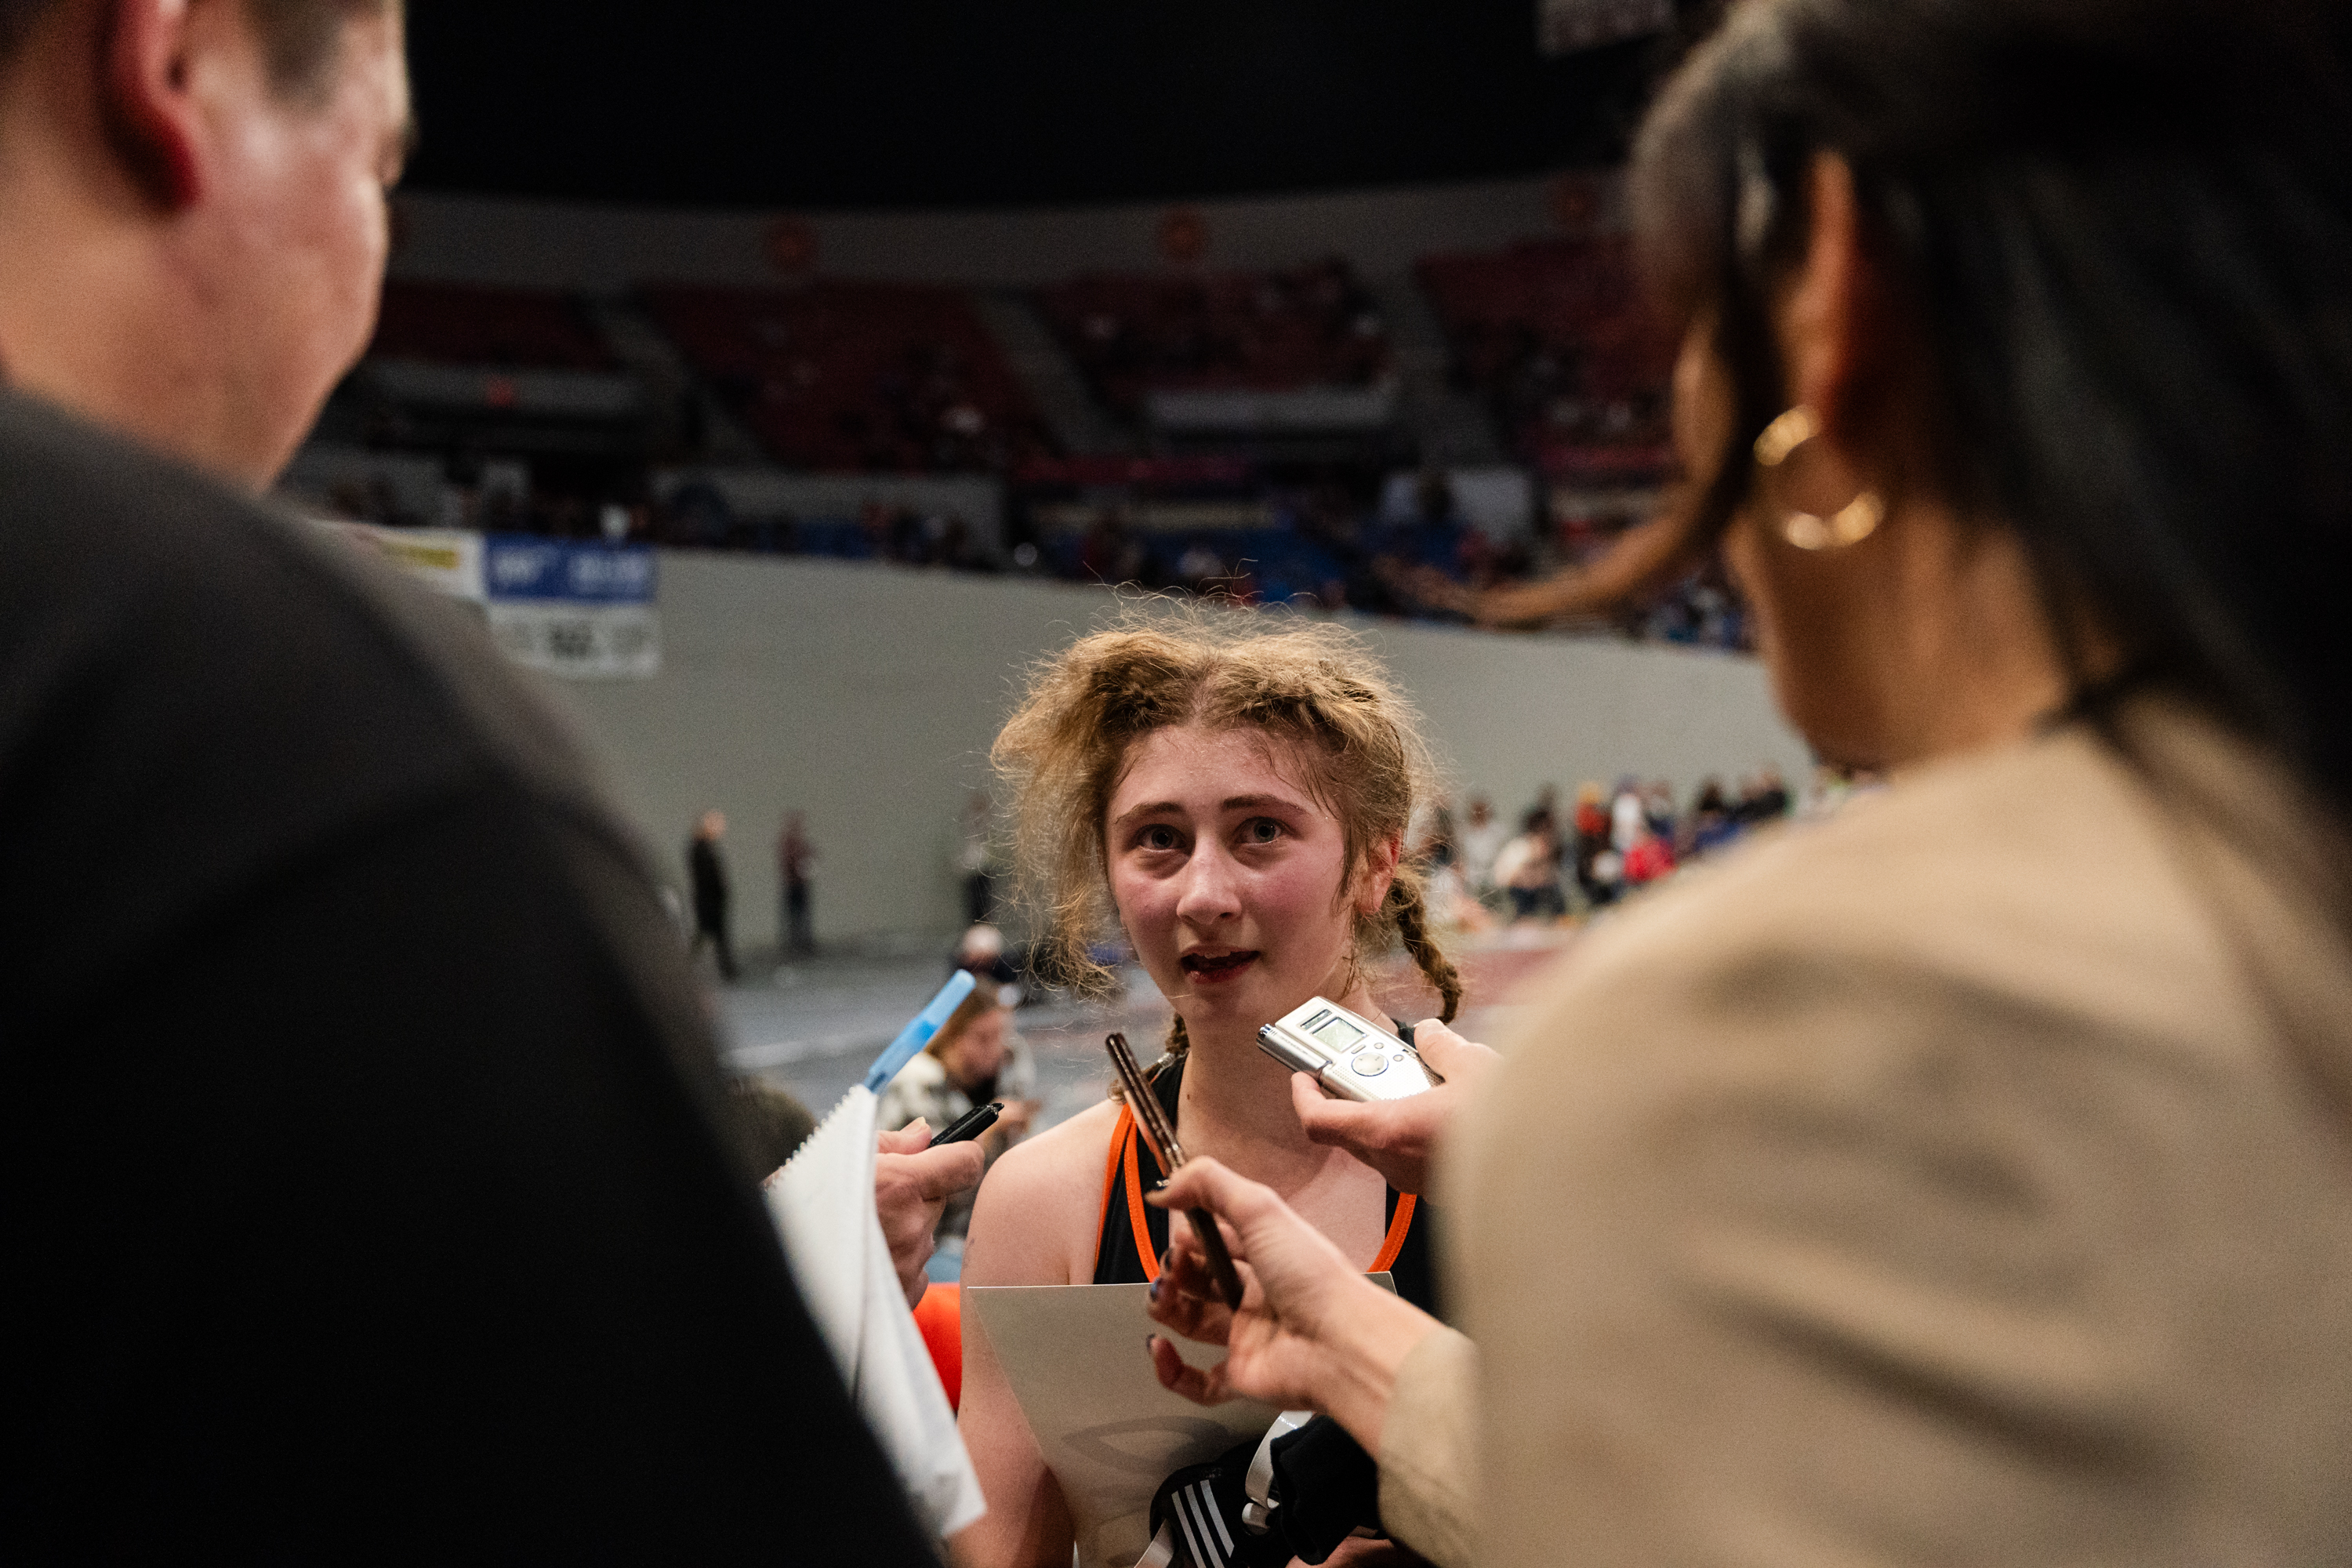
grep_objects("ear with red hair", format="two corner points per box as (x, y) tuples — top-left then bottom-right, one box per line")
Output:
(100, 0), (202, 208)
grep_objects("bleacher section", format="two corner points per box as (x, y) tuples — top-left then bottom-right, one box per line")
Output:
(1036, 259), (1393, 423)
(300, 236), (1743, 652)
(638, 282), (1057, 474)
(1416, 237), (1675, 481)
(371, 281), (617, 371)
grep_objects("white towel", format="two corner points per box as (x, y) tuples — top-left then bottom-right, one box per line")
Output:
(764, 1085), (986, 1539)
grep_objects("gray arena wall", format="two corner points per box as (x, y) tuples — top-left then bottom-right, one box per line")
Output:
(548, 553), (1811, 948)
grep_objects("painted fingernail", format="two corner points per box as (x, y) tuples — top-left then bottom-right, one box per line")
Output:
(1148, 1278), (1160, 1302)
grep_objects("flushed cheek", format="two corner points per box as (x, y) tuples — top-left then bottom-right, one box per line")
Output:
(1109, 875), (1183, 959)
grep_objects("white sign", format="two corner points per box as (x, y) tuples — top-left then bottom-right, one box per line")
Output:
(487, 601), (661, 680)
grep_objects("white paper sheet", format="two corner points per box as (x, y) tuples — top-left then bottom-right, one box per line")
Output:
(764, 1085), (986, 1539)
(964, 1284), (1284, 1568)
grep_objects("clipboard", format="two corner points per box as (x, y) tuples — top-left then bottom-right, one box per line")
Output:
(966, 1275), (1393, 1568)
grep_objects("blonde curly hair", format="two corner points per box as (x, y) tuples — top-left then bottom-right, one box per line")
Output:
(993, 610), (1461, 1075)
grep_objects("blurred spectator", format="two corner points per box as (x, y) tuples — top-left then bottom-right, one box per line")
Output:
(956, 792), (996, 925)
(952, 924), (1021, 990)
(688, 809), (737, 982)
(1737, 764), (1792, 825)
(1610, 778), (1646, 852)
(1374, 467), (1472, 600)
(1686, 778), (1740, 858)
(777, 811), (816, 956)
(1494, 811), (1566, 924)
(1642, 779), (1678, 843)
(877, 986), (1038, 1247)
(1570, 781), (1611, 904)
(1457, 794), (1508, 902)
(1622, 822), (1676, 887)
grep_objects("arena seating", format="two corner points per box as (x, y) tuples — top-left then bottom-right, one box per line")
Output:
(639, 281), (1057, 474)
(1036, 258), (1392, 421)
(1415, 237), (1675, 479)
(369, 281), (617, 371)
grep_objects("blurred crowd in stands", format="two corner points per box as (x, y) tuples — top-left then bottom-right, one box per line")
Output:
(1414, 768), (1797, 930)
(1418, 237), (1676, 481)
(310, 245), (1751, 646)
(1038, 256), (1392, 419)
(641, 282), (1060, 474)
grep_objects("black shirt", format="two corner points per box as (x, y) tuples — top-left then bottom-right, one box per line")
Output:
(0, 392), (931, 1560)
(691, 833), (729, 916)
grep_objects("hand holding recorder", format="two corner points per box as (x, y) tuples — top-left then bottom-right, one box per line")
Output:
(1261, 1004), (1500, 1197)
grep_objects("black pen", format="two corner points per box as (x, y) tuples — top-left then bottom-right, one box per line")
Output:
(927, 1101), (1004, 1148)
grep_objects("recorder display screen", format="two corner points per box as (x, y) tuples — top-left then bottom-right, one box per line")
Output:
(1310, 1014), (1367, 1051)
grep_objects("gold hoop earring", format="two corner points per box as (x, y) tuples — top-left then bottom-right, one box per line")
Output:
(1752, 405), (1885, 550)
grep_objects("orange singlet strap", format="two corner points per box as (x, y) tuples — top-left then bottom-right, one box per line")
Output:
(1368, 1192), (1417, 1275)
(1098, 1104), (1135, 1245)
(1124, 1123), (1160, 1282)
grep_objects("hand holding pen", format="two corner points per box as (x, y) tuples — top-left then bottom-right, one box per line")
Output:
(1104, 1031), (1247, 1309)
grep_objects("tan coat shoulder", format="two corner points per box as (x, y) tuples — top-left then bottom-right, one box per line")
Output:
(1449, 720), (2352, 1566)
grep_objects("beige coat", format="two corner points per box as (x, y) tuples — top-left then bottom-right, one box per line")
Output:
(1388, 702), (2352, 1566)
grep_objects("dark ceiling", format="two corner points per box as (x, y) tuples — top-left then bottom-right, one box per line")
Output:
(401, 2), (1671, 211)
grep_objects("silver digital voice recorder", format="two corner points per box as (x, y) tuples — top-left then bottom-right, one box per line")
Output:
(1255, 996), (1444, 1103)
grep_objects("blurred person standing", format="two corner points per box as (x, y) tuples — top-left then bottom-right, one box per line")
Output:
(779, 808), (816, 956)
(0, 2), (949, 1555)
(688, 808), (737, 982)
(1570, 779), (1610, 903)
(1140, 2), (2352, 1563)
(1608, 775), (1645, 851)
(1457, 793), (1508, 902)
(955, 789), (994, 926)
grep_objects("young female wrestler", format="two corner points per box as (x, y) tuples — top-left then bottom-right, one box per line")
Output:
(952, 615), (1468, 1567)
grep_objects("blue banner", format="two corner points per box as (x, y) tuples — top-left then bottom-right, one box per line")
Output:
(483, 535), (657, 604)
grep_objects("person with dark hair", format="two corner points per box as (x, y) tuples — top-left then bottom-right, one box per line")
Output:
(688, 808), (739, 982)
(1735, 760), (1791, 824)
(0, 2), (955, 1555)
(727, 1073), (821, 1171)
(779, 808), (818, 956)
(1138, 2), (2352, 1563)
(956, 790), (996, 927)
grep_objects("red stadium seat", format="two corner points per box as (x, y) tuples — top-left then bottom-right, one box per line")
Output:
(639, 281), (1056, 474)
(369, 281), (616, 372)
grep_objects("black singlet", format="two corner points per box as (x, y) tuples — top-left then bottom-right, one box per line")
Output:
(1090, 1039), (1444, 1320)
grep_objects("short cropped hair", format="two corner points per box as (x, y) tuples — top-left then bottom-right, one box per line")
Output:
(0, 0), (395, 101)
